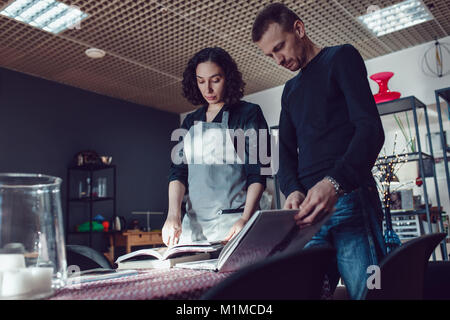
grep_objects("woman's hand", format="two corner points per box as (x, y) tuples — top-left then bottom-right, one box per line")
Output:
(222, 183), (264, 242)
(164, 180), (185, 247)
(223, 217), (248, 242)
(162, 213), (182, 247)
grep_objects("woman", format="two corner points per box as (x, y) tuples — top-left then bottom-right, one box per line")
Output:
(163, 47), (269, 246)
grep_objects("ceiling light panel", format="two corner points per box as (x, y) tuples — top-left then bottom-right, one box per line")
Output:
(0, 0), (88, 34)
(359, 0), (434, 37)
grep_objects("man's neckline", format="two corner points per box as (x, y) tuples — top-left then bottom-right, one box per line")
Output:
(302, 46), (327, 71)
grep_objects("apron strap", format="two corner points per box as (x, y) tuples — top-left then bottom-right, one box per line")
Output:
(221, 110), (229, 127)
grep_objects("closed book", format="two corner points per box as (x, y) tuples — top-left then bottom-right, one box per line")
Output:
(175, 209), (334, 272)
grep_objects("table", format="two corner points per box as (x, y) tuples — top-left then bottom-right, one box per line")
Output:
(105, 230), (164, 264)
(51, 269), (232, 300)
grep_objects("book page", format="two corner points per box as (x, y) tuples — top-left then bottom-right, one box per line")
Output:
(115, 247), (166, 263)
(164, 241), (223, 259)
(116, 241), (224, 263)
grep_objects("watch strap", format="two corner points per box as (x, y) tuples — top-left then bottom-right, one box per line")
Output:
(324, 176), (345, 196)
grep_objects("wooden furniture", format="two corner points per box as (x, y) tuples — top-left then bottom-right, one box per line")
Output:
(105, 230), (164, 263)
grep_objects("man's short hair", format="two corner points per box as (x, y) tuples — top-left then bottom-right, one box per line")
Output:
(252, 3), (302, 43)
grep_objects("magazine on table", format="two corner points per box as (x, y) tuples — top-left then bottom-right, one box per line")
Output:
(115, 241), (223, 269)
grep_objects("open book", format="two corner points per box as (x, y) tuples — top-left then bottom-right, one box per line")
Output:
(115, 241), (223, 269)
(175, 209), (333, 272)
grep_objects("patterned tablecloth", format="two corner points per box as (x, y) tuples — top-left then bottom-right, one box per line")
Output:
(50, 269), (232, 300)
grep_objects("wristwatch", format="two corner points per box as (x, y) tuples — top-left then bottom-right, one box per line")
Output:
(324, 176), (345, 197)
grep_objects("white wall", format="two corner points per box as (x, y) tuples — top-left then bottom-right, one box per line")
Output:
(245, 85), (285, 127)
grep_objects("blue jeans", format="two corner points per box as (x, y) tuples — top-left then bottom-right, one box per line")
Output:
(304, 179), (387, 300)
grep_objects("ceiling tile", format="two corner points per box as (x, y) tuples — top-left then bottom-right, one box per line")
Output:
(0, 0), (448, 113)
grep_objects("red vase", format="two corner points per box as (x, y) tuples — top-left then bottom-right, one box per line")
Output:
(370, 72), (401, 104)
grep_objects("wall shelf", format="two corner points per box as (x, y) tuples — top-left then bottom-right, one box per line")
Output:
(69, 196), (114, 202)
(377, 96), (425, 116)
(66, 164), (117, 249)
(68, 164), (115, 171)
(434, 87), (450, 202)
(377, 95), (448, 260)
(67, 230), (121, 235)
(376, 151), (434, 164)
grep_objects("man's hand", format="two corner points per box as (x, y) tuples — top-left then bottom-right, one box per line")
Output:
(283, 190), (306, 209)
(223, 217), (248, 242)
(162, 213), (182, 247)
(294, 178), (338, 228)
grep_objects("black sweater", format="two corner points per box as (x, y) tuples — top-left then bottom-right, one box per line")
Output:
(279, 44), (384, 196)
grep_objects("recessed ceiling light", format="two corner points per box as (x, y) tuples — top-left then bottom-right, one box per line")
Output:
(85, 48), (106, 59)
(358, 0), (434, 37)
(0, 0), (88, 34)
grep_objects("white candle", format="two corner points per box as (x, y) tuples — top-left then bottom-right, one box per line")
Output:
(0, 254), (25, 270)
(29, 267), (53, 294)
(0, 254), (53, 298)
(1, 269), (33, 297)
(0, 271), (3, 296)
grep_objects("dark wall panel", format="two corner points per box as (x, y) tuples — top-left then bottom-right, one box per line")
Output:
(0, 67), (179, 248)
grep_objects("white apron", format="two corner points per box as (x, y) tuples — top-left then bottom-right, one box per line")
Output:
(180, 110), (247, 243)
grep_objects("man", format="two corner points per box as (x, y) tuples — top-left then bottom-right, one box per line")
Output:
(252, 3), (386, 300)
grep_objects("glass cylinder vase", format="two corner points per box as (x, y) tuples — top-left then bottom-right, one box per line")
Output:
(0, 173), (67, 299)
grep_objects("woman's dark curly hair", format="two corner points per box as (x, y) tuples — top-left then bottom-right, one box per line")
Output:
(182, 47), (245, 106)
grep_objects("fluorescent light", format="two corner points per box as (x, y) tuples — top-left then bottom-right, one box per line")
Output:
(358, 0), (433, 37)
(0, 0), (88, 34)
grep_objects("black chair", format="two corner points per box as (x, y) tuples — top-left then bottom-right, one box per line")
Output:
(201, 246), (336, 300)
(66, 245), (113, 271)
(424, 260), (450, 300)
(363, 232), (446, 300)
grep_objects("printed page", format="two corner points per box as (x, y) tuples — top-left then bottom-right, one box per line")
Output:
(164, 241), (223, 259)
(115, 247), (166, 263)
(116, 241), (223, 263)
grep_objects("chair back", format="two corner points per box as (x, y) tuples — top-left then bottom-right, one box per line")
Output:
(424, 261), (450, 300)
(66, 245), (113, 270)
(364, 232), (446, 300)
(201, 246), (336, 300)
